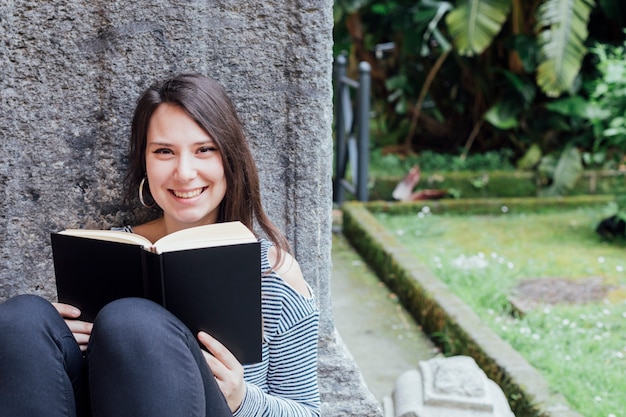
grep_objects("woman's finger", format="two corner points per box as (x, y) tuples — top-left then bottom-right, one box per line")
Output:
(52, 302), (92, 350)
(197, 331), (238, 368)
(51, 302), (81, 319)
(65, 319), (93, 336)
(198, 332), (246, 412)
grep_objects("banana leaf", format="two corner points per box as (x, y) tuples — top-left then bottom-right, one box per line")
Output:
(445, 0), (512, 56)
(535, 0), (595, 97)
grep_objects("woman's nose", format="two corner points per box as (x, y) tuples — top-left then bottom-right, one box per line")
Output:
(174, 155), (197, 181)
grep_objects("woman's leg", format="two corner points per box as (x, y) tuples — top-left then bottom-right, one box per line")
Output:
(87, 297), (232, 417)
(0, 294), (88, 417)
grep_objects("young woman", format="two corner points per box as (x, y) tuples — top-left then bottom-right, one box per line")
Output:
(0, 73), (320, 417)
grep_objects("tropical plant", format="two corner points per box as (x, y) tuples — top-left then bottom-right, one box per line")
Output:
(333, 0), (626, 164)
(534, 33), (626, 193)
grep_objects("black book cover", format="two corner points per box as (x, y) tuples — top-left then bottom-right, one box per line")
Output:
(51, 233), (262, 364)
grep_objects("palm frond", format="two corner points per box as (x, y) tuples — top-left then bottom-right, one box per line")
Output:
(535, 0), (595, 97)
(445, 0), (512, 56)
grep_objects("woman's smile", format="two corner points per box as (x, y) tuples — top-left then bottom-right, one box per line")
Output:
(171, 187), (208, 199)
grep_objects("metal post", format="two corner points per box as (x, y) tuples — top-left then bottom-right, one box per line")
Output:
(356, 61), (371, 202)
(334, 55), (348, 205)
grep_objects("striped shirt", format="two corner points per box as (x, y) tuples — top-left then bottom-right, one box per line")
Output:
(235, 239), (320, 417)
(115, 227), (320, 416)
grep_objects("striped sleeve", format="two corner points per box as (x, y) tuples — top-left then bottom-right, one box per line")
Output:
(234, 240), (320, 417)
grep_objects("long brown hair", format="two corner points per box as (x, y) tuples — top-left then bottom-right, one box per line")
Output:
(126, 73), (290, 261)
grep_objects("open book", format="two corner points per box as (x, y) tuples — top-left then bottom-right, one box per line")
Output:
(51, 221), (262, 364)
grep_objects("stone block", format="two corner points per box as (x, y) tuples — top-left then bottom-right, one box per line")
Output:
(391, 356), (514, 417)
(0, 0), (379, 413)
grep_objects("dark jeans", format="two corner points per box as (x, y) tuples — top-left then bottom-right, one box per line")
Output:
(0, 294), (233, 417)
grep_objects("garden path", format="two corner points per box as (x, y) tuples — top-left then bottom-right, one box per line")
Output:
(330, 231), (438, 404)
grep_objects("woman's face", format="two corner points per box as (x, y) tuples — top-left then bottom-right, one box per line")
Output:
(145, 103), (227, 232)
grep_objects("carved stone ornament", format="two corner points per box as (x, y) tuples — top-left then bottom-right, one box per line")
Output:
(392, 356), (514, 417)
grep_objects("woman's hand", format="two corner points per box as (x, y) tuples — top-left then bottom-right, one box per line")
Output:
(52, 302), (93, 352)
(198, 331), (246, 413)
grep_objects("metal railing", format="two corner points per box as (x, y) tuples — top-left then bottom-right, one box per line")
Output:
(333, 55), (371, 205)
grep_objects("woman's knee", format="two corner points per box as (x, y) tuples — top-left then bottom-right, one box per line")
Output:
(92, 298), (184, 345)
(0, 294), (60, 331)
(0, 294), (79, 369)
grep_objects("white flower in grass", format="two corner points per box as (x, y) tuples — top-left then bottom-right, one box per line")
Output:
(608, 414), (616, 417)
(490, 252), (498, 259)
(421, 206), (430, 214)
(565, 355), (571, 361)
(507, 262), (514, 269)
(603, 309), (610, 316)
(417, 212), (425, 219)
(501, 205), (509, 213)
(396, 229), (405, 236)
(532, 333), (540, 340)
(615, 351), (624, 359)
(598, 256), (605, 263)
(622, 312), (626, 319)
(562, 319), (570, 326)
(452, 254), (488, 269)
(594, 396), (602, 402)
(616, 265), (624, 272)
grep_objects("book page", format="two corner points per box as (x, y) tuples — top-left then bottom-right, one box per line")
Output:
(153, 221), (257, 254)
(58, 229), (153, 248)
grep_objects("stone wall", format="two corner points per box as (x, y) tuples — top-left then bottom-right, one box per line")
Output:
(0, 1), (381, 415)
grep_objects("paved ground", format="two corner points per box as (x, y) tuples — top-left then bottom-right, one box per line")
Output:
(330, 232), (439, 404)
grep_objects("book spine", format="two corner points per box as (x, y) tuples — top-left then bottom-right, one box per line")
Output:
(141, 250), (166, 306)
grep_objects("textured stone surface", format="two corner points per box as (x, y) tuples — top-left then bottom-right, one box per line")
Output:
(0, 0), (332, 324)
(0, 1), (380, 414)
(320, 331), (384, 416)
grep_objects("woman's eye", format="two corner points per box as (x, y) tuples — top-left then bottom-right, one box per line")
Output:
(154, 148), (173, 155)
(198, 146), (217, 154)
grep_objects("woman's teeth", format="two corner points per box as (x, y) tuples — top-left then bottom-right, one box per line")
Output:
(173, 188), (204, 198)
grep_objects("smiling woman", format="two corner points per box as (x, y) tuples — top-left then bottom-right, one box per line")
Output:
(0, 74), (321, 417)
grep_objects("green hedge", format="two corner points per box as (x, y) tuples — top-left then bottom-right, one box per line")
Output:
(364, 170), (626, 201)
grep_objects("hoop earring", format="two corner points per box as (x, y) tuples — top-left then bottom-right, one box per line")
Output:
(139, 177), (155, 208)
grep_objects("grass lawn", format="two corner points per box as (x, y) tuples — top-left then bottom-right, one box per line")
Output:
(374, 205), (626, 417)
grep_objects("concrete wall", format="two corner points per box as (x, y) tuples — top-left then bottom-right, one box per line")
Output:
(0, 0), (381, 415)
